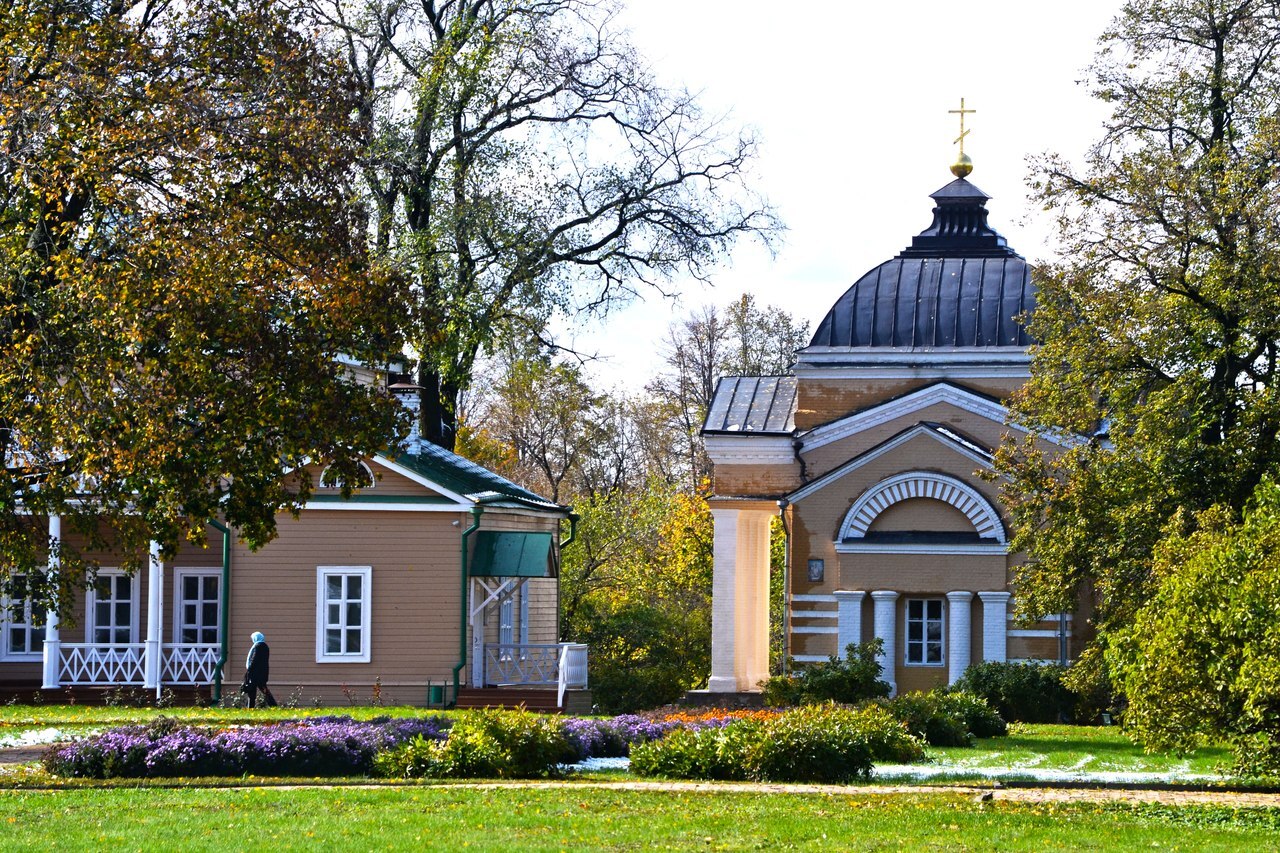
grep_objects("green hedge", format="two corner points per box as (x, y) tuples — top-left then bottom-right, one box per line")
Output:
(950, 661), (1075, 723)
(761, 640), (892, 706)
(373, 708), (567, 779)
(883, 691), (1007, 747)
(629, 704), (924, 783)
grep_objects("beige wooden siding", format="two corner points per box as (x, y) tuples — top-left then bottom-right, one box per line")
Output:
(225, 509), (465, 706)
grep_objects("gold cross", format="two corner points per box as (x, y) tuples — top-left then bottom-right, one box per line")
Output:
(949, 97), (976, 156)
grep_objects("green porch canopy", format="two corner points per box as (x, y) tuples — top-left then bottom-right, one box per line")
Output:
(469, 531), (554, 578)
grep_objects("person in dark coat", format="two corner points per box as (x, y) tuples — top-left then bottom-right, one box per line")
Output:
(241, 631), (276, 707)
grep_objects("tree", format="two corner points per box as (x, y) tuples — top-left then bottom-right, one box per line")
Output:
(995, 1), (1280, 678)
(1108, 479), (1280, 774)
(313, 0), (780, 449)
(0, 0), (404, 609)
(649, 293), (809, 487)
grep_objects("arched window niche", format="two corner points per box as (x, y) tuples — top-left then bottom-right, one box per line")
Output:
(319, 460), (376, 491)
(837, 471), (1005, 547)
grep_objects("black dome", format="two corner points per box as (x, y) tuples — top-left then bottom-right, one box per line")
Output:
(810, 178), (1035, 349)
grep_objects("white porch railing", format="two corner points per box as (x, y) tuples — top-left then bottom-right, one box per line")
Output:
(161, 643), (220, 684)
(59, 643), (146, 685)
(482, 642), (589, 708)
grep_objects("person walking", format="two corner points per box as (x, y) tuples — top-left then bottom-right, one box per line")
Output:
(241, 631), (276, 707)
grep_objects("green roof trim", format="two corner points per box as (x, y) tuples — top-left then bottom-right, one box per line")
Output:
(470, 531), (554, 578)
(391, 441), (567, 513)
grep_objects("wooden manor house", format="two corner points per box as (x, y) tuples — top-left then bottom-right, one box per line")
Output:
(701, 160), (1083, 697)
(0, 381), (588, 711)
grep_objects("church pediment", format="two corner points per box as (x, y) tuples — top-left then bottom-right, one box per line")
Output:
(799, 382), (1008, 452)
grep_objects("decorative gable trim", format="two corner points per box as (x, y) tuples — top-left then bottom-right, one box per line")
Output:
(704, 435), (796, 465)
(788, 424), (993, 504)
(800, 382), (1009, 453)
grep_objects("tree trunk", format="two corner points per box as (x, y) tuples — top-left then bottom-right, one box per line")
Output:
(418, 365), (459, 451)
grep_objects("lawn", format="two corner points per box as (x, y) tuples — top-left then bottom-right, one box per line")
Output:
(1, 786), (1277, 851)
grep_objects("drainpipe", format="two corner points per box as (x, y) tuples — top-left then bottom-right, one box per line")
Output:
(209, 519), (231, 703)
(453, 506), (483, 706)
(777, 498), (791, 676)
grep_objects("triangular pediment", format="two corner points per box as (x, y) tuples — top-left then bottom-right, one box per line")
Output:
(799, 382), (1010, 452)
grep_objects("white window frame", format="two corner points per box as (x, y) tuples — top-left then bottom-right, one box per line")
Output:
(319, 461), (375, 490)
(1, 573), (46, 662)
(904, 597), (945, 667)
(172, 568), (222, 646)
(86, 568), (140, 646)
(316, 566), (372, 663)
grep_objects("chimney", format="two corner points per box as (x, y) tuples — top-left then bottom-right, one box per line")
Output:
(388, 383), (423, 447)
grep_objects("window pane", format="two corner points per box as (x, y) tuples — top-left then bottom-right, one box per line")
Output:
(202, 603), (218, 625)
(347, 576), (362, 599)
(927, 641), (942, 663)
(201, 626), (217, 644)
(203, 577), (218, 597)
(118, 577), (132, 596)
(927, 623), (942, 642)
(184, 604), (197, 625)
(96, 601), (110, 624)
(326, 576), (341, 600)
(183, 576), (198, 598)
(346, 629), (361, 654)
(907, 600), (921, 620)
(9, 628), (25, 653)
(327, 603), (340, 626)
(181, 627), (197, 644)
(33, 626), (44, 647)
(326, 629), (341, 654)
(907, 621), (922, 642)
(928, 600), (942, 619)
(346, 603), (361, 626)
(115, 602), (130, 625)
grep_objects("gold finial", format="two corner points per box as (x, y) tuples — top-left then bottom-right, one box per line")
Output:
(948, 97), (976, 178)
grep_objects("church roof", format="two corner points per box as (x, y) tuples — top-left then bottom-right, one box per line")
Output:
(703, 376), (797, 435)
(807, 178), (1035, 350)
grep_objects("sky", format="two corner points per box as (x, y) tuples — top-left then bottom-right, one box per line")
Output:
(559, 0), (1125, 390)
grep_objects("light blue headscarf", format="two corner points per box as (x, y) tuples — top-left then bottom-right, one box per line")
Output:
(247, 632), (265, 668)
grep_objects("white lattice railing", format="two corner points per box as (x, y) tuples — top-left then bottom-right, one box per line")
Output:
(482, 642), (589, 708)
(484, 643), (560, 686)
(161, 644), (220, 684)
(59, 643), (146, 685)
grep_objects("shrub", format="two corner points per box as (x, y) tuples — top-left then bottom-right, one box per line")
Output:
(884, 692), (972, 747)
(631, 704), (907, 783)
(761, 640), (892, 706)
(748, 704), (875, 783)
(950, 661), (1074, 723)
(376, 708), (567, 779)
(843, 703), (927, 763)
(939, 691), (1008, 739)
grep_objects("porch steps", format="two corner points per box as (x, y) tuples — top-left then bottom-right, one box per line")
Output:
(454, 687), (593, 714)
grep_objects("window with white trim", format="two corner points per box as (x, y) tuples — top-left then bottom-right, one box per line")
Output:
(319, 461), (375, 490)
(88, 570), (138, 645)
(316, 566), (371, 663)
(173, 569), (221, 645)
(905, 598), (944, 666)
(1, 573), (46, 661)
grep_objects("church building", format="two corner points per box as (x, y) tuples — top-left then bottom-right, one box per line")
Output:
(701, 150), (1079, 696)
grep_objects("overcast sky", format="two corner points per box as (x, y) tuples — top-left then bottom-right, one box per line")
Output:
(557, 0), (1126, 389)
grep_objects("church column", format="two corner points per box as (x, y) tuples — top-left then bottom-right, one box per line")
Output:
(870, 590), (899, 696)
(945, 590), (973, 685)
(41, 515), (62, 690)
(834, 590), (865, 655)
(978, 591), (1011, 663)
(708, 504), (775, 693)
(144, 541), (164, 692)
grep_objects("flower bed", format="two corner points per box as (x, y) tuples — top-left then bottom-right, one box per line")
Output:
(44, 715), (450, 779)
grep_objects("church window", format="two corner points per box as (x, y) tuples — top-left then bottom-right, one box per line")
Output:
(905, 598), (944, 666)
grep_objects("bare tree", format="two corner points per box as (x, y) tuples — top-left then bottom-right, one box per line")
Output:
(311, 0), (781, 448)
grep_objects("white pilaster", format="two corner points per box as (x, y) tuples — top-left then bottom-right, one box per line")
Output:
(946, 590), (973, 685)
(144, 541), (164, 691)
(708, 507), (775, 692)
(871, 590), (899, 696)
(978, 590), (1011, 663)
(41, 515), (61, 690)
(834, 590), (865, 655)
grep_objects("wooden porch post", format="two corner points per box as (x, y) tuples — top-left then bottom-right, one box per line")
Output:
(144, 541), (163, 693)
(41, 515), (61, 690)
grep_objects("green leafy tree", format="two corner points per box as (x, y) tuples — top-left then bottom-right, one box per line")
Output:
(0, 0), (404, 606)
(315, 0), (780, 449)
(996, 0), (1280, 680)
(1108, 480), (1280, 774)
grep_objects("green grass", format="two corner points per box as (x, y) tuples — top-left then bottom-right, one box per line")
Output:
(918, 723), (1233, 779)
(0, 786), (1276, 851)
